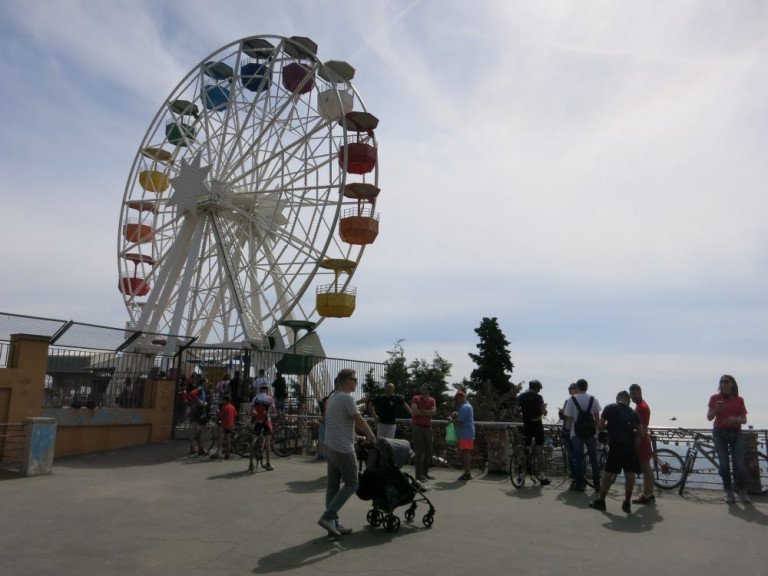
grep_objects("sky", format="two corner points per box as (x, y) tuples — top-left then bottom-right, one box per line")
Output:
(1, 0), (767, 428)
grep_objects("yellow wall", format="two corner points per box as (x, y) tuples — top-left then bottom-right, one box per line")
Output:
(0, 334), (175, 457)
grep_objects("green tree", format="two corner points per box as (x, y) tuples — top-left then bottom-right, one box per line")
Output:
(407, 352), (452, 415)
(383, 340), (409, 390)
(468, 317), (514, 395)
(383, 341), (452, 415)
(361, 368), (381, 403)
(466, 317), (520, 421)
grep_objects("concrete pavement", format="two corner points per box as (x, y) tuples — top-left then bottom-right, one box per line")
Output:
(1, 440), (766, 575)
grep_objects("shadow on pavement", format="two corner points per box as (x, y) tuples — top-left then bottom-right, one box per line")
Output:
(54, 441), (187, 469)
(597, 502), (663, 533)
(252, 525), (426, 573)
(728, 502), (768, 526)
(506, 486), (546, 499)
(283, 475), (327, 494)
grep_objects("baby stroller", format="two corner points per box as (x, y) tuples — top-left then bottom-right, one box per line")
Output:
(356, 437), (435, 532)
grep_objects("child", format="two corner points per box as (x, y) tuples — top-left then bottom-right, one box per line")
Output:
(211, 396), (238, 460)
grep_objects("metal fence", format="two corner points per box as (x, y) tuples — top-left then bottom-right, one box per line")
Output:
(0, 311), (387, 411)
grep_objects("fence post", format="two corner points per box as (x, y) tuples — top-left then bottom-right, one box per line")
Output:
(22, 417), (57, 476)
(743, 428), (760, 493)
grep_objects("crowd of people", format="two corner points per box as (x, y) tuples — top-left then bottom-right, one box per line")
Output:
(175, 367), (753, 537)
(176, 370), (287, 461)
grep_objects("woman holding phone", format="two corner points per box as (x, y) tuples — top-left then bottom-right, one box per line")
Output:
(707, 374), (749, 504)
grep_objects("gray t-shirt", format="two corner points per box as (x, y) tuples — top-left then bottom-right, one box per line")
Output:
(323, 391), (359, 454)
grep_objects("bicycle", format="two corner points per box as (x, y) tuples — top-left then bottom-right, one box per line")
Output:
(232, 421), (254, 457)
(248, 422), (271, 474)
(677, 429), (768, 496)
(646, 433), (685, 490)
(270, 414), (299, 458)
(510, 434), (548, 488)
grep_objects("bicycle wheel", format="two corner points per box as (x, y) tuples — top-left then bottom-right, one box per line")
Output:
(233, 429), (253, 458)
(510, 450), (526, 488)
(651, 448), (685, 490)
(249, 435), (263, 474)
(678, 452), (696, 496)
(205, 425), (218, 452)
(271, 427), (298, 458)
(745, 451), (768, 496)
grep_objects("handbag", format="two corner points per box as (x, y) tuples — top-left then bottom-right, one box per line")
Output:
(445, 422), (458, 445)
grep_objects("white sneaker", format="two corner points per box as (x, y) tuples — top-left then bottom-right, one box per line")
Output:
(724, 491), (736, 504)
(738, 490), (751, 504)
(335, 522), (353, 535)
(318, 517), (341, 537)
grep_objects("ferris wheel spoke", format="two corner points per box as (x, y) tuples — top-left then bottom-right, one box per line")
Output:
(120, 35), (376, 346)
(220, 61), (321, 183)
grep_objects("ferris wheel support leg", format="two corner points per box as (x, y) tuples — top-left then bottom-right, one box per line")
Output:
(138, 218), (204, 337)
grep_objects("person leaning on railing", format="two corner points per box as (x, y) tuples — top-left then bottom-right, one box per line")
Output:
(707, 374), (750, 504)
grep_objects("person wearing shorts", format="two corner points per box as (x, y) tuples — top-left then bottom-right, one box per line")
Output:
(251, 386), (277, 471)
(589, 390), (643, 513)
(516, 380), (551, 485)
(450, 390), (475, 481)
(629, 383), (655, 504)
(211, 395), (238, 460)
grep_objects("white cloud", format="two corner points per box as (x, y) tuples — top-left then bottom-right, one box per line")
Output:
(0, 1), (766, 430)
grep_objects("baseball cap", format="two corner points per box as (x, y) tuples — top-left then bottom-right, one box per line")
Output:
(529, 379), (542, 390)
(455, 390), (466, 398)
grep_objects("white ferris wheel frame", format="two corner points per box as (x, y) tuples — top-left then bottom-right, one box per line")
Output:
(118, 35), (377, 353)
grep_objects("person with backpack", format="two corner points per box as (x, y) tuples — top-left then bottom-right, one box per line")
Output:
(588, 390), (643, 513)
(251, 385), (277, 471)
(563, 378), (602, 492)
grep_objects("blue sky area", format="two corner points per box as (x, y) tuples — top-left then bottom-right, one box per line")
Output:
(1, 1), (766, 427)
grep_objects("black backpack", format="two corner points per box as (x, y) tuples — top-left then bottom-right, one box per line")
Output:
(572, 396), (596, 439)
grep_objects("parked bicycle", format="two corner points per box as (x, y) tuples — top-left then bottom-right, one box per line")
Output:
(676, 429), (768, 496)
(270, 414), (299, 458)
(579, 431), (691, 491)
(510, 435), (547, 488)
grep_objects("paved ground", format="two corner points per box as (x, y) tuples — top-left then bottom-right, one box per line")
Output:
(1, 440), (766, 576)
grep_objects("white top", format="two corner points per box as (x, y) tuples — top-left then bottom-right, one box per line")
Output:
(563, 392), (601, 439)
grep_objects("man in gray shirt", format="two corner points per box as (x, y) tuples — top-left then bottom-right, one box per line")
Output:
(318, 368), (376, 537)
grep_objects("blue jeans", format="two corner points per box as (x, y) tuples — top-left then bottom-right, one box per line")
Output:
(323, 447), (359, 519)
(571, 435), (600, 489)
(713, 427), (746, 492)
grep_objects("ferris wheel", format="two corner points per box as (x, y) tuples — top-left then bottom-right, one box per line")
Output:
(118, 35), (381, 353)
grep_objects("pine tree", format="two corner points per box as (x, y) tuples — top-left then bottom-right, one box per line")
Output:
(467, 317), (519, 420)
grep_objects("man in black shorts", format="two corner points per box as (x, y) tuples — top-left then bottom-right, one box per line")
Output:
(589, 390), (644, 513)
(516, 380), (550, 485)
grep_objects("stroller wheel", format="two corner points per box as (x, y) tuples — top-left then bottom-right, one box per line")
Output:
(367, 509), (383, 527)
(383, 515), (401, 533)
(404, 508), (415, 523)
(422, 513), (434, 528)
